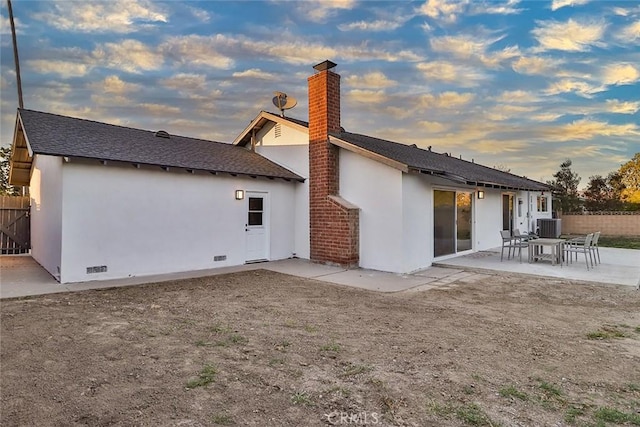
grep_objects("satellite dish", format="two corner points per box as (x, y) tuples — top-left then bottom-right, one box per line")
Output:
(272, 91), (297, 117)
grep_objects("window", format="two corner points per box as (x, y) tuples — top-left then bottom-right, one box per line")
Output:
(248, 197), (263, 226)
(537, 195), (548, 212)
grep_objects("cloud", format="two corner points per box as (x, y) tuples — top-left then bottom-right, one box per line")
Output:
(160, 35), (234, 69)
(430, 33), (519, 67)
(346, 89), (387, 104)
(472, 139), (528, 153)
(90, 75), (140, 94)
(602, 63), (640, 85)
(611, 6), (640, 17)
(26, 60), (91, 78)
(416, 61), (487, 86)
(604, 99), (640, 114)
(160, 73), (207, 92)
(294, 0), (357, 23)
(232, 69), (277, 80)
(615, 21), (640, 43)
(139, 103), (181, 116)
(33, 0), (167, 33)
(542, 119), (639, 142)
(550, 0), (590, 11)
(485, 104), (540, 121)
(344, 72), (397, 88)
(532, 18), (606, 51)
(338, 19), (405, 32)
(430, 33), (501, 57)
(187, 5), (211, 23)
(511, 55), (561, 75)
(493, 90), (540, 104)
(0, 14), (26, 35)
(93, 39), (164, 73)
(529, 113), (564, 122)
(418, 120), (450, 133)
(418, 0), (467, 23)
(543, 79), (605, 98)
(159, 33), (422, 68)
(469, 0), (524, 16)
(420, 91), (476, 108)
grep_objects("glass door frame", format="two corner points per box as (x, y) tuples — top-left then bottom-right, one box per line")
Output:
(433, 187), (475, 259)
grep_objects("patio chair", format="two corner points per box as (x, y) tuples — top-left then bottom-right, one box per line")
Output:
(500, 230), (528, 263)
(591, 231), (601, 265)
(564, 233), (594, 270)
(513, 229), (538, 242)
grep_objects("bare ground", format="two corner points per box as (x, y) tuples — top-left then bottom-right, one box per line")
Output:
(1, 270), (639, 427)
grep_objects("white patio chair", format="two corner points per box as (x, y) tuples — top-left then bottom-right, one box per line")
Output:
(500, 230), (528, 263)
(564, 233), (594, 270)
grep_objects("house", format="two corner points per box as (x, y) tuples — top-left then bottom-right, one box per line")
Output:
(234, 60), (550, 273)
(9, 110), (303, 283)
(9, 60), (550, 283)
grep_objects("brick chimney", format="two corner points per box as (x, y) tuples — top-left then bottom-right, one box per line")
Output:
(308, 60), (359, 266)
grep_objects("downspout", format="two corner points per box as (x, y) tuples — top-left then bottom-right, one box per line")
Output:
(527, 190), (531, 233)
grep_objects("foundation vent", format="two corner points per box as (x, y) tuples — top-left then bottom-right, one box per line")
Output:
(213, 255), (227, 262)
(86, 265), (108, 274)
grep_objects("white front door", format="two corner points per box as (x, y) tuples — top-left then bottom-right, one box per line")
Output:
(245, 192), (269, 262)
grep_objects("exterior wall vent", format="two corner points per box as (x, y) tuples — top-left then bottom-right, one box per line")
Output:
(213, 255), (227, 262)
(274, 123), (282, 138)
(155, 130), (170, 138)
(86, 265), (108, 274)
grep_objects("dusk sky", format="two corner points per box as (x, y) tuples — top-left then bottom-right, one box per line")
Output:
(1, 0), (639, 187)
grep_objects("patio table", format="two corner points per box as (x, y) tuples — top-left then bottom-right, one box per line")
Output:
(528, 238), (564, 266)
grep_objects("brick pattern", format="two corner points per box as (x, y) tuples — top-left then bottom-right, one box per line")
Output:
(560, 213), (640, 237)
(308, 68), (359, 266)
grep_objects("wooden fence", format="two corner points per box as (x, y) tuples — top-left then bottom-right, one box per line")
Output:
(0, 196), (30, 254)
(559, 211), (640, 237)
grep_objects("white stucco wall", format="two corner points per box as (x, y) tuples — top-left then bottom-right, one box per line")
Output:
(474, 190), (505, 250)
(339, 149), (404, 273)
(401, 174), (433, 272)
(256, 121), (308, 147)
(29, 155), (63, 280)
(58, 162), (297, 283)
(255, 121), (310, 259)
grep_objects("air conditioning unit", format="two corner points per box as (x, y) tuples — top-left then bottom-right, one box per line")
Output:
(537, 219), (562, 238)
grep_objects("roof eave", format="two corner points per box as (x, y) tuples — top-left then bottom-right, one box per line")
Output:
(58, 155), (305, 182)
(9, 111), (33, 187)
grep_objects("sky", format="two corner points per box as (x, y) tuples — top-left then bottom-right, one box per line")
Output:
(1, 0), (639, 187)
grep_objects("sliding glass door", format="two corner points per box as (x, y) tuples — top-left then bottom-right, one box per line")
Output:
(434, 190), (473, 257)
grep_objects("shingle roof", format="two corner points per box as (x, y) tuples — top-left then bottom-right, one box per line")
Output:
(333, 131), (548, 191)
(18, 109), (303, 181)
(242, 112), (546, 191)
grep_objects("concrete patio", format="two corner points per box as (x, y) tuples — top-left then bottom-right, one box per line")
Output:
(436, 246), (640, 288)
(1, 246), (638, 299)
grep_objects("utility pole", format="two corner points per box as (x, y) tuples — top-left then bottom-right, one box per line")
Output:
(7, 0), (24, 109)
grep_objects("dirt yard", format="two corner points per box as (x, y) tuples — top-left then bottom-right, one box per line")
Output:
(2, 270), (639, 426)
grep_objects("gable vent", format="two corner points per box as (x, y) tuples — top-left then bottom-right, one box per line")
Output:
(155, 130), (170, 139)
(274, 123), (282, 138)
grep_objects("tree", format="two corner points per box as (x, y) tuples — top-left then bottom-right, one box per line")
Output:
(618, 153), (640, 205)
(583, 173), (623, 211)
(0, 146), (21, 196)
(546, 159), (581, 213)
